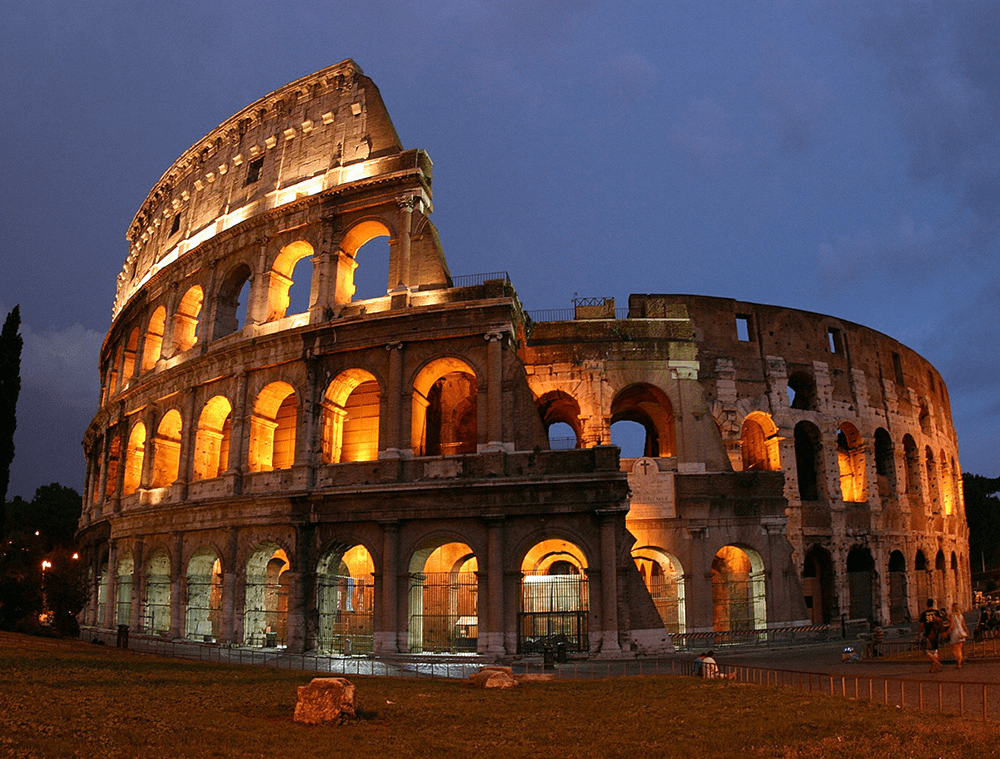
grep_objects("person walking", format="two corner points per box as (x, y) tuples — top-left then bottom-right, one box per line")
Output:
(917, 598), (943, 673)
(949, 602), (970, 669)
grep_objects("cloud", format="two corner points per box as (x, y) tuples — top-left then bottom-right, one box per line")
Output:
(754, 49), (833, 155)
(668, 98), (742, 176)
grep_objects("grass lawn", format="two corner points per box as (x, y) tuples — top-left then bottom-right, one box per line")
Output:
(1, 632), (998, 758)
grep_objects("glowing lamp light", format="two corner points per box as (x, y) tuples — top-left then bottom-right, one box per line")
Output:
(72, 553), (79, 560)
(41, 560), (52, 570)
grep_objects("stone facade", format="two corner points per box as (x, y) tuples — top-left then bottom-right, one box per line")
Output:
(78, 60), (968, 659)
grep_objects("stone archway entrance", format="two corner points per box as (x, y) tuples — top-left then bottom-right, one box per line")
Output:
(518, 539), (589, 654)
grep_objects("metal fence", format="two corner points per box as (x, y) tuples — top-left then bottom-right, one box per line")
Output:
(450, 272), (510, 288)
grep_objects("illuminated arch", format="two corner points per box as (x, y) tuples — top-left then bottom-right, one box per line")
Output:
(536, 390), (583, 450)
(837, 422), (866, 502)
(267, 240), (314, 321)
(940, 450), (954, 515)
(104, 433), (121, 499)
(115, 552), (134, 626)
(632, 546), (686, 634)
(173, 285), (204, 353)
(122, 421), (146, 496)
(406, 539), (479, 653)
(740, 411), (780, 471)
(336, 220), (393, 303)
(248, 382), (297, 472)
(141, 306), (166, 372)
(143, 550), (171, 635)
(151, 409), (183, 488)
(610, 383), (675, 458)
(316, 543), (376, 654)
(411, 357), (478, 456)
(244, 543), (290, 647)
(212, 263), (252, 339)
(185, 548), (223, 641)
(193, 396), (233, 480)
(519, 538), (589, 653)
(712, 545), (766, 631)
(322, 369), (380, 463)
(122, 327), (140, 385)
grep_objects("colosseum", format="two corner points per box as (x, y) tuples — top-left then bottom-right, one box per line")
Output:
(77, 60), (969, 658)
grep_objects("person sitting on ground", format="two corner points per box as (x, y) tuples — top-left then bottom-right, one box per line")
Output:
(701, 650), (736, 680)
(693, 651), (707, 677)
(917, 598), (943, 673)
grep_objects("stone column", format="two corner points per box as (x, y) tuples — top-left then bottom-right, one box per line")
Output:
(484, 332), (505, 452)
(221, 527), (240, 644)
(380, 342), (404, 456)
(485, 517), (506, 655)
(286, 524), (315, 653)
(686, 525), (712, 632)
(300, 357), (320, 487)
(159, 284), (180, 360)
(130, 539), (145, 633)
(178, 390), (199, 497)
(598, 512), (622, 654)
(246, 239), (271, 326)
(104, 540), (118, 630)
(229, 371), (249, 492)
(393, 196), (416, 292)
(170, 532), (184, 638)
(375, 522), (399, 654)
(139, 408), (158, 492)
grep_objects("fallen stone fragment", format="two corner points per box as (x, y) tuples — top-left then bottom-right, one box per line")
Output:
(469, 666), (518, 689)
(293, 677), (357, 724)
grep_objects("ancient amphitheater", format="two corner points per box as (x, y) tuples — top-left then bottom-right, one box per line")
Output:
(78, 60), (969, 657)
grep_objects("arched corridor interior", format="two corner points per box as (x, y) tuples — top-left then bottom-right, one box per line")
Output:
(632, 548), (686, 634)
(407, 542), (478, 653)
(519, 539), (589, 653)
(316, 544), (375, 655)
(143, 551), (171, 635)
(185, 551), (222, 641)
(244, 545), (289, 647)
(712, 545), (765, 632)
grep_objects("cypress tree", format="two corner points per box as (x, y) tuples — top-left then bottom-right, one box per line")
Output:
(0, 305), (23, 540)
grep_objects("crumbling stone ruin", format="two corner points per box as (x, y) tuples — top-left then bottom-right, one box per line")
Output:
(77, 60), (968, 658)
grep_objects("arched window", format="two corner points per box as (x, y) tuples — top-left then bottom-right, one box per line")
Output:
(740, 412), (780, 471)
(151, 410), (183, 488)
(925, 446), (940, 511)
(874, 428), (895, 496)
(786, 371), (816, 410)
(267, 241), (314, 321)
(338, 220), (392, 303)
(122, 422), (146, 496)
(887, 550), (908, 625)
(846, 546), (875, 620)
(104, 434), (121, 499)
(122, 327), (140, 385)
(536, 390), (583, 450)
(837, 422), (866, 502)
(213, 264), (252, 339)
(412, 358), (478, 456)
(249, 382), (297, 472)
(793, 421), (823, 501)
(322, 370), (380, 463)
(141, 306), (166, 372)
(610, 384), (675, 458)
(902, 435), (920, 495)
(940, 451), (954, 515)
(173, 285), (204, 353)
(193, 396), (233, 480)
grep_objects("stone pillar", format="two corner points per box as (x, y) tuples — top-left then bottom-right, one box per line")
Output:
(686, 525), (712, 632)
(393, 196), (416, 291)
(170, 532), (184, 638)
(380, 342), (404, 456)
(375, 522), (399, 654)
(178, 390), (199, 496)
(332, 250), (359, 306)
(484, 517), (506, 655)
(229, 371), (249, 491)
(300, 358), (320, 486)
(159, 284), (180, 360)
(139, 409), (158, 492)
(484, 332), (505, 452)
(286, 524), (315, 653)
(221, 527), (240, 644)
(598, 513), (622, 654)
(104, 540), (118, 631)
(130, 539), (145, 633)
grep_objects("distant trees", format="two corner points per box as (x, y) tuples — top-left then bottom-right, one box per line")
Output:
(0, 484), (84, 636)
(964, 473), (1000, 589)
(0, 305), (23, 540)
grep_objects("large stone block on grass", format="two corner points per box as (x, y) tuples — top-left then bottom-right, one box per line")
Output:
(469, 666), (518, 689)
(294, 677), (357, 724)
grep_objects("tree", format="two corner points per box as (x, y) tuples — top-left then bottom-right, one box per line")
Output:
(0, 305), (23, 540)
(963, 473), (1000, 586)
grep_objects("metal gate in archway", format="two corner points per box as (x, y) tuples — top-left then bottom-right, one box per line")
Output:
(517, 572), (589, 654)
(409, 571), (479, 653)
(316, 574), (375, 655)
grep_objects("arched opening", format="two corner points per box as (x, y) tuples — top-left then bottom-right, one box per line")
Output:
(536, 390), (583, 450)
(115, 553), (133, 626)
(712, 545), (766, 632)
(874, 428), (895, 496)
(316, 543), (376, 655)
(950, 552), (959, 608)
(934, 549), (946, 604)
(610, 384), (675, 458)
(185, 550), (222, 641)
(519, 539), (589, 653)
(141, 306), (166, 372)
(213, 264), (252, 339)
(919, 402), (932, 434)
(143, 551), (171, 635)
(903, 435), (920, 496)
(151, 410), (183, 488)
(107, 348), (120, 399)
(888, 550), (908, 624)
(267, 240), (314, 321)
(407, 541), (478, 653)
(846, 546), (875, 622)
(793, 421), (823, 501)
(322, 370), (380, 464)
(122, 327), (139, 384)
(248, 382), (297, 472)
(740, 412), (780, 471)
(837, 422), (866, 502)
(802, 545), (836, 624)
(412, 358), (478, 456)
(914, 549), (931, 605)
(786, 371), (816, 410)
(96, 556), (109, 625)
(339, 220), (392, 303)
(104, 434), (121, 499)
(940, 452), (955, 515)
(925, 447), (940, 512)
(244, 544), (289, 647)
(193, 396), (233, 480)
(173, 285), (204, 353)
(122, 422), (146, 496)
(632, 547), (686, 634)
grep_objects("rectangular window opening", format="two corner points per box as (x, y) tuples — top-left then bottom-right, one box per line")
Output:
(892, 352), (905, 386)
(736, 315), (752, 342)
(169, 213), (181, 237)
(827, 327), (843, 355)
(243, 156), (265, 186)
